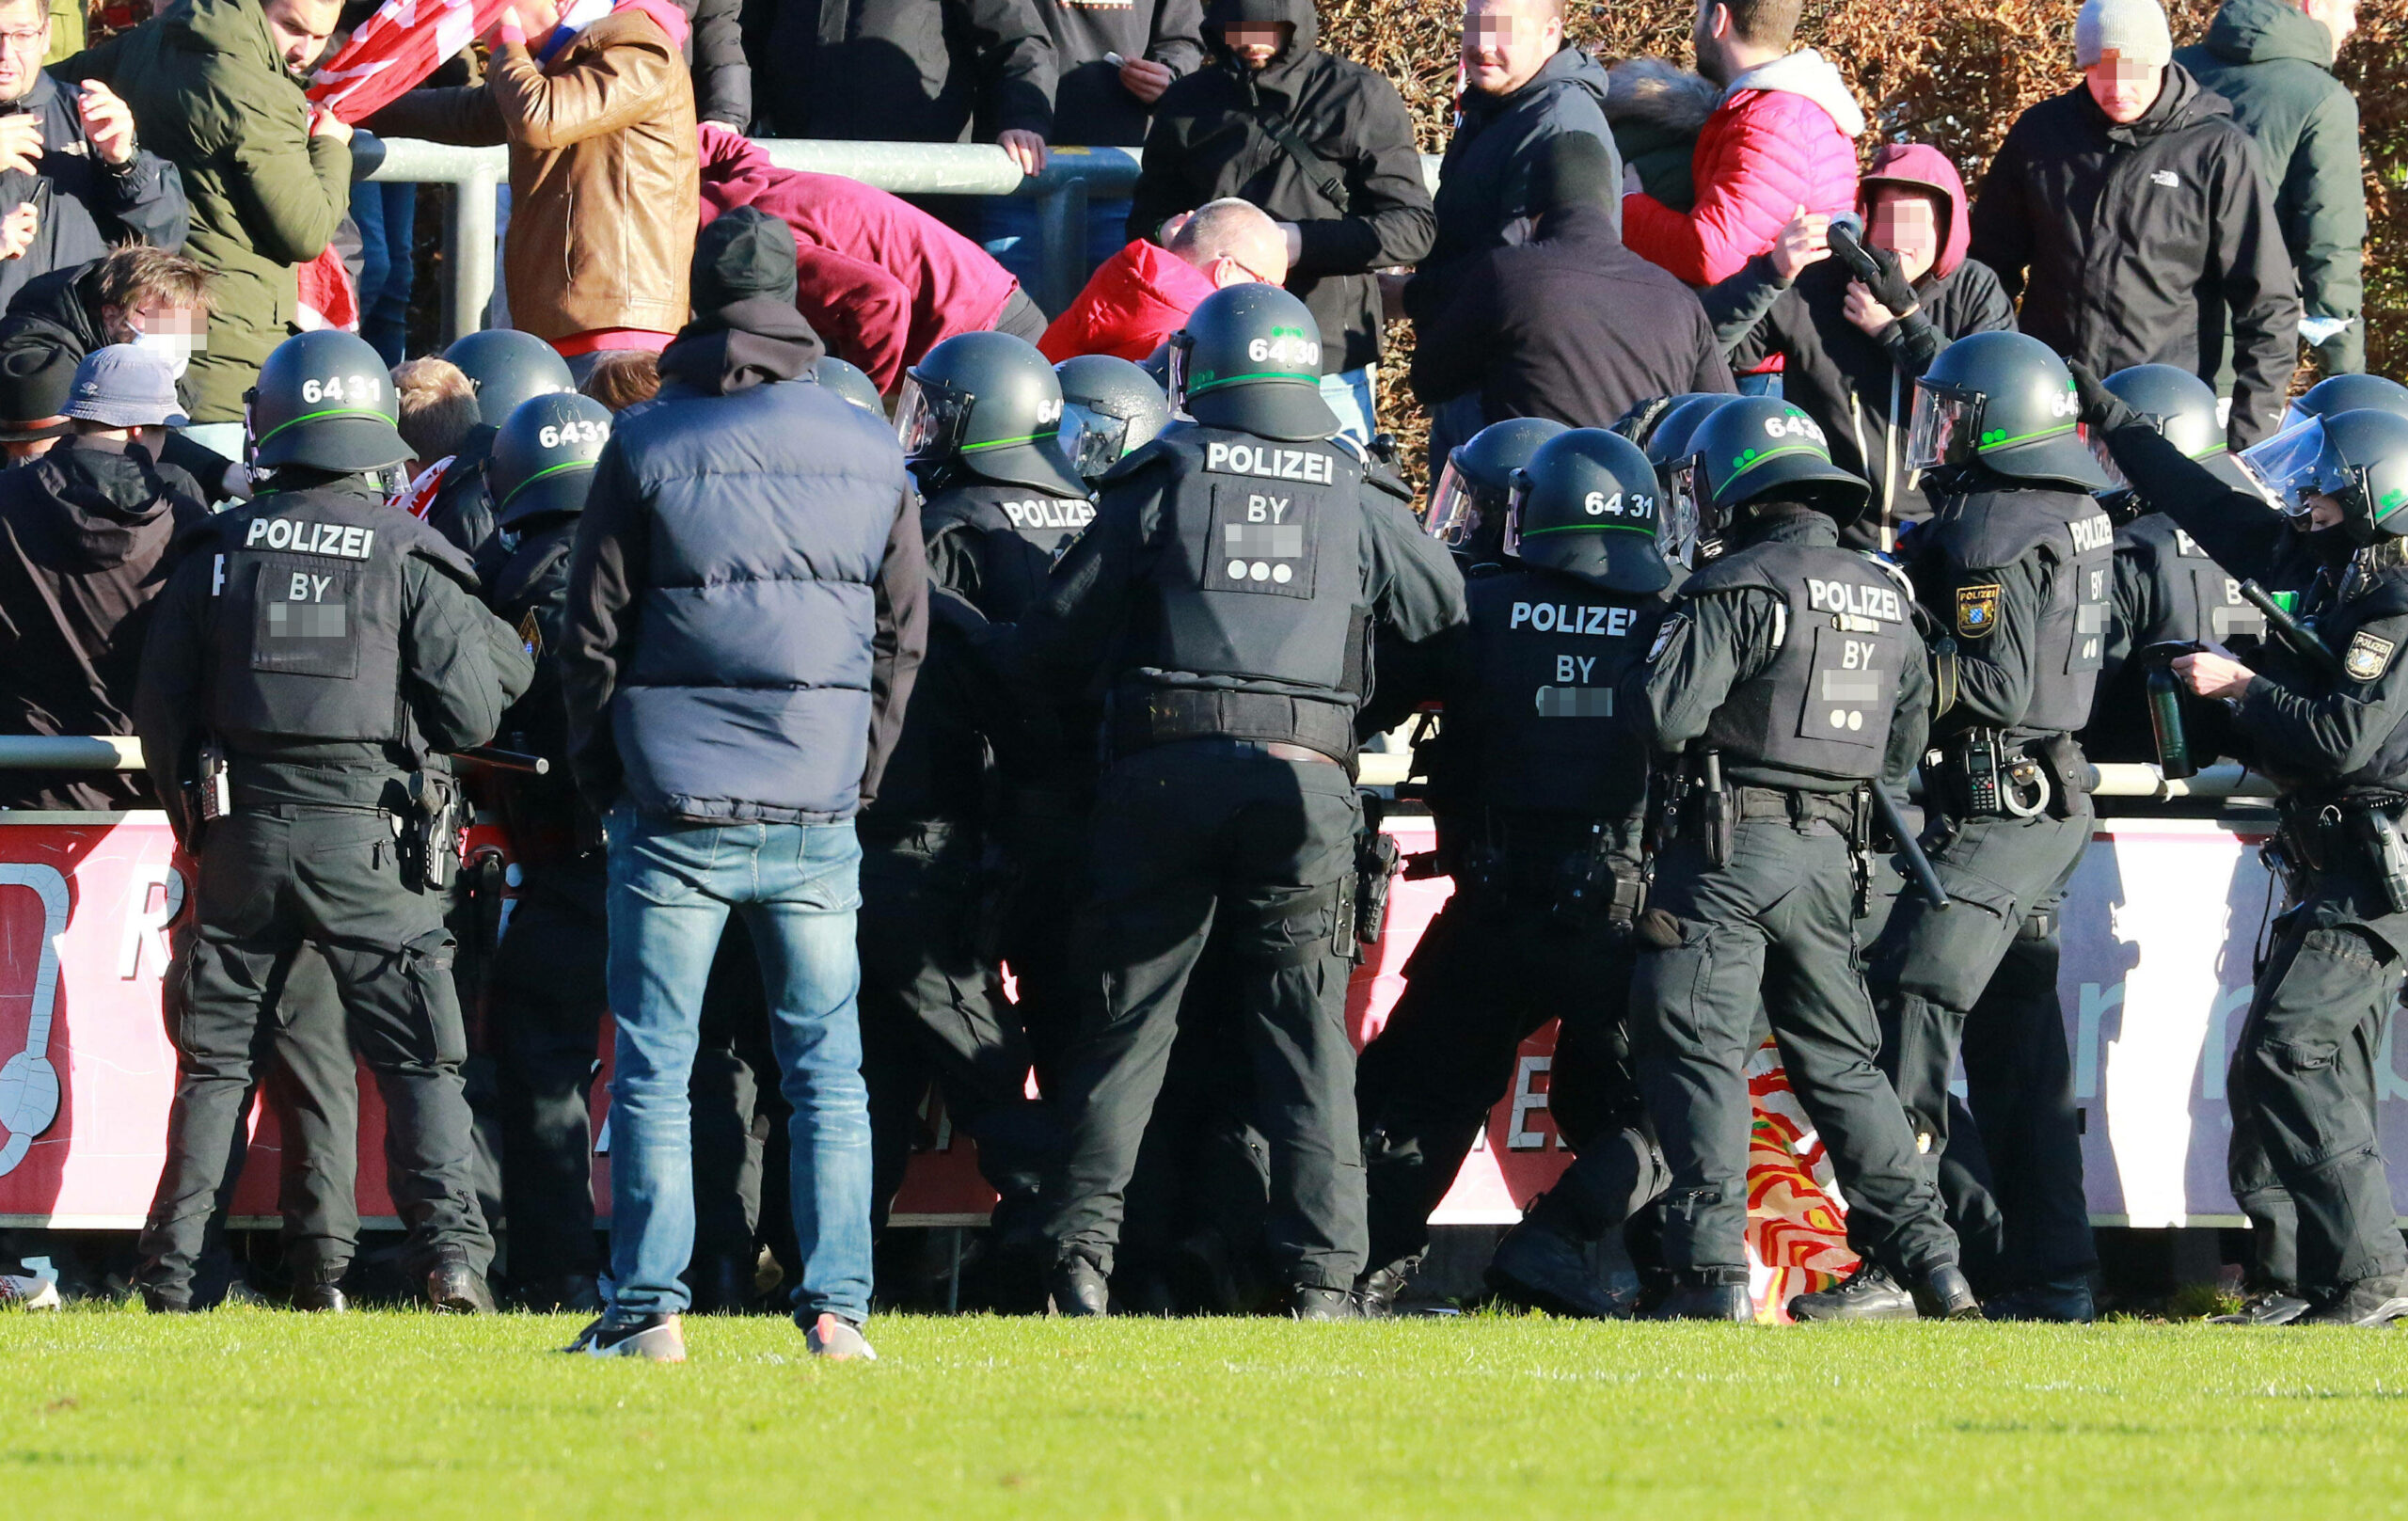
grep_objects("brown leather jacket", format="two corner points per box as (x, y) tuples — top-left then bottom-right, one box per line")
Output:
(370, 9), (700, 339)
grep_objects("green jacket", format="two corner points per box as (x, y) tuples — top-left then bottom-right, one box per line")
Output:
(2177, 0), (2367, 373)
(59, 0), (351, 421)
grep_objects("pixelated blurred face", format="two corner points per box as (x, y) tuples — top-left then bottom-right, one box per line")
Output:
(104, 296), (207, 376)
(1224, 23), (1289, 67)
(2084, 48), (2162, 124)
(0, 0), (50, 103)
(262, 0), (343, 74)
(1867, 188), (1941, 284)
(1462, 0), (1560, 98)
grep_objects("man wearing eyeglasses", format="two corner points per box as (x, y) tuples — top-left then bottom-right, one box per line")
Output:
(0, 0), (185, 312)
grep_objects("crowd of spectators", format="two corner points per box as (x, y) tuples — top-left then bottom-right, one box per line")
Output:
(0, 0), (2381, 1318)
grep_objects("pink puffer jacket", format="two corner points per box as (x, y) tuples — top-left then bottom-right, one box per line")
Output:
(1623, 48), (1865, 287)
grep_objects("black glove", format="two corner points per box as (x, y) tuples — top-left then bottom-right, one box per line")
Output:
(1861, 241), (1920, 318)
(2067, 358), (2128, 431)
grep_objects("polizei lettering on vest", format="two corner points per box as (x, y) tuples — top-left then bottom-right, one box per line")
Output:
(244, 515), (376, 561)
(1804, 578), (1903, 624)
(2068, 513), (2115, 554)
(1203, 441), (1337, 485)
(1002, 499), (1096, 531)
(1506, 601), (1636, 636)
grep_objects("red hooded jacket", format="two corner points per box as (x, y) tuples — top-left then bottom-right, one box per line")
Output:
(694, 123), (1022, 391)
(1623, 48), (1864, 287)
(1038, 240), (1223, 364)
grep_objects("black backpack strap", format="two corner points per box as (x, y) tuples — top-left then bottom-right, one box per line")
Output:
(1253, 100), (1352, 215)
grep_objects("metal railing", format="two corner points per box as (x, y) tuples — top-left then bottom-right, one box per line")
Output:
(356, 136), (1446, 346)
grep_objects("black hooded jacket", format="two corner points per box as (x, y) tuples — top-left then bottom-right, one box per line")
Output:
(1126, 0), (1434, 373)
(1968, 66), (2301, 449)
(0, 437), (207, 810)
(759, 0), (1055, 143)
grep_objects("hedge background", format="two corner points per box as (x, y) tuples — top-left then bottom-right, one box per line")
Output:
(1322, 0), (2408, 481)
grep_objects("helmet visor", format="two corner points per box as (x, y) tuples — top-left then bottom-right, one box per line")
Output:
(1425, 455), (1486, 545)
(2280, 399), (2316, 436)
(1164, 334), (1196, 420)
(1498, 475), (1533, 561)
(1660, 460), (1701, 568)
(1058, 401), (1132, 480)
(1907, 385), (1978, 473)
(2087, 429), (2131, 496)
(895, 372), (972, 462)
(2239, 418), (2328, 519)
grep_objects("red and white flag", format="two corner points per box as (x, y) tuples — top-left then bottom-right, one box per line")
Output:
(307, 0), (512, 123)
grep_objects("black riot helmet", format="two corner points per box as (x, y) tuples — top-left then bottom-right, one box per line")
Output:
(489, 391), (612, 531)
(1644, 393), (1740, 566)
(2282, 373), (2408, 434)
(443, 328), (575, 428)
(1503, 428), (1671, 594)
(1165, 282), (1338, 442)
(1054, 353), (1170, 483)
(896, 330), (1086, 497)
(2091, 364), (2247, 515)
(2240, 408), (2408, 545)
(814, 356), (883, 414)
(247, 329), (410, 473)
(1687, 396), (1869, 551)
(1426, 415), (1568, 558)
(1908, 330), (2106, 491)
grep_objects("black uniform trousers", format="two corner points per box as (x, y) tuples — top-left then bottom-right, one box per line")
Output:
(997, 786), (1092, 1099)
(262, 948), (360, 1283)
(859, 820), (1049, 1229)
(1870, 805), (2097, 1291)
(139, 806), (490, 1304)
(487, 859), (610, 1286)
(2222, 876), (2408, 1294)
(1356, 863), (1658, 1275)
(1045, 741), (1368, 1291)
(1633, 813), (1956, 1281)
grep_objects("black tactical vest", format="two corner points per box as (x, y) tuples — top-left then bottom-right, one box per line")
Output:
(2123, 514), (2268, 648)
(1139, 428), (1369, 701)
(1687, 541), (1914, 782)
(1923, 484), (2115, 734)
(1450, 568), (1661, 820)
(205, 484), (420, 749)
(2297, 569), (2408, 792)
(921, 482), (1092, 623)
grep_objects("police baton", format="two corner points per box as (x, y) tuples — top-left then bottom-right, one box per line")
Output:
(450, 746), (551, 776)
(1871, 784), (1950, 911)
(2239, 580), (2347, 682)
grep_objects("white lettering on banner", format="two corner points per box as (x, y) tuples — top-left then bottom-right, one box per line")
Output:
(1506, 602), (1635, 636)
(0, 864), (69, 1178)
(1202, 440), (1336, 484)
(1508, 1056), (1553, 1150)
(2068, 513), (2115, 554)
(243, 516), (374, 560)
(115, 864), (183, 981)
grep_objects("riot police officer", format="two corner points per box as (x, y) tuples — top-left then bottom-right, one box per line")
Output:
(1354, 429), (1674, 1319)
(130, 330), (534, 1313)
(1055, 355), (1170, 492)
(2083, 365), (2273, 765)
(1632, 396), (1972, 1322)
(424, 329), (575, 567)
(2279, 372), (2408, 435)
(1864, 332), (2112, 1323)
(815, 355), (884, 414)
(1012, 283), (1465, 1319)
(2083, 378), (2408, 1327)
(478, 390), (615, 1309)
(861, 332), (1091, 1239)
(1422, 416), (1567, 570)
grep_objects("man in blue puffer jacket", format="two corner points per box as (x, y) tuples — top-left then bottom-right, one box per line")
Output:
(559, 206), (928, 1364)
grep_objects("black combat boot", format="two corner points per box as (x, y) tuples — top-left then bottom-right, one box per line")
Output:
(290, 1278), (349, 1313)
(2296, 1275), (2408, 1327)
(1354, 1260), (1413, 1319)
(1646, 1275), (1752, 1322)
(1788, 1264), (1916, 1321)
(1982, 1275), (2093, 1323)
(1487, 1207), (1633, 1321)
(2209, 1286), (2310, 1326)
(427, 1246), (496, 1314)
(1283, 1283), (1360, 1321)
(1047, 1254), (1110, 1317)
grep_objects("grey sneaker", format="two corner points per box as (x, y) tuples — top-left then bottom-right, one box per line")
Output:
(804, 1312), (877, 1361)
(564, 1312), (687, 1361)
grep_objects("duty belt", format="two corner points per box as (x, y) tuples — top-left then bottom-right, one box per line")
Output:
(1112, 687), (1357, 771)
(1729, 784), (1861, 830)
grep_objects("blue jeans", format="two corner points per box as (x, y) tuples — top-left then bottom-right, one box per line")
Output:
(349, 181), (415, 366)
(603, 811), (874, 1324)
(980, 192), (1134, 300)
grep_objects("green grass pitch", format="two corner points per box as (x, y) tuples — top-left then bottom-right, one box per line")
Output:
(6, 1309), (2407, 1517)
